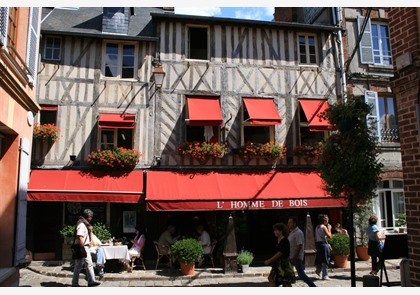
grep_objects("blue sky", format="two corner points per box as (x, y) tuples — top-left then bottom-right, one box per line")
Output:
(175, 7), (274, 21)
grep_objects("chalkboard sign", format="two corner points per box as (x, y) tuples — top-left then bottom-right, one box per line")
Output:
(382, 233), (408, 260)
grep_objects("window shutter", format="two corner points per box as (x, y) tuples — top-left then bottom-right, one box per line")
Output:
(365, 90), (381, 142)
(357, 16), (374, 64)
(14, 137), (30, 265)
(26, 7), (40, 83)
(0, 7), (8, 46)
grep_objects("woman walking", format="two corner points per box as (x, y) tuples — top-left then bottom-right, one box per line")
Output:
(367, 215), (383, 275)
(314, 214), (332, 280)
(264, 223), (296, 287)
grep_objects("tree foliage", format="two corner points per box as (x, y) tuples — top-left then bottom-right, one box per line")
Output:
(317, 98), (383, 204)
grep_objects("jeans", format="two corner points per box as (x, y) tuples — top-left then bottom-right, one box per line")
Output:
(96, 247), (106, 265)
(293, 258), (317, 287)
(315, 241), (330, 279)
(72, 245), (97, 286)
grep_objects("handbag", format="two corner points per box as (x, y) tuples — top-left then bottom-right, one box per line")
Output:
(71, 243), (87, 260)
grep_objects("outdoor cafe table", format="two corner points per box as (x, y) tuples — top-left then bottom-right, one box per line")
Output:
(102, 245), (130, 263)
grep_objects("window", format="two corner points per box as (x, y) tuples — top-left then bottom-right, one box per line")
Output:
(39, 105), (58, 125)
(1, 7), (9, 45)
(99, 129), (133, 150)
(103, 42), (137, 79)
(44, 36), (62, 61)
(186, 126), (220, 143)
(378, 96), (399, 142)
(7, 7), (18, 48)
(243, 126), (272, 144)
(371, 23), (392, 65)
(299, 106), (326, 145)
(188, 27), (208, 60)
(375, 180), (405, 228)
(298, 34), (317, 65)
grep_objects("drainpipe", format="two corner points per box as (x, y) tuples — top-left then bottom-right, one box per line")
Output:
(333, 7), (347, 104)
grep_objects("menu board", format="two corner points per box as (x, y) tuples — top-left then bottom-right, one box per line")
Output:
(65, 202), (106, 225)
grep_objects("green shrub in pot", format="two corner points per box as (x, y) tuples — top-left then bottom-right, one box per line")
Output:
(237, 250), (254, 265)
(329, 233), (350, 256)
(171, 238), (204, 264)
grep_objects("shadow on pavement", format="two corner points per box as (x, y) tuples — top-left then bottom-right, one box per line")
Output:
(40, 282), (72, 287)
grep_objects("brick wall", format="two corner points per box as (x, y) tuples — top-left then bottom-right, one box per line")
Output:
(273, 7), (296, 22)
(388, 7), (420, 286)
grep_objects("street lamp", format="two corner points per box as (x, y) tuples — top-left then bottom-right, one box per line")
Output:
(152, 63), (165, 89)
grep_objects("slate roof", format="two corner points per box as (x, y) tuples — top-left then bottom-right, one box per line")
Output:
(41, 7), (169, 41)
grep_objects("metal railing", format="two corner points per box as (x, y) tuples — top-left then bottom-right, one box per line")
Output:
(381, 128), (399, 142)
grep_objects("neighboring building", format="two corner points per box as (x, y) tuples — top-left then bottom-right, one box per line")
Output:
(28, 7), (346, 263)
(0, 7), (41, 286)
(275, 7), (405, 230)
(388, 7), (420, 287)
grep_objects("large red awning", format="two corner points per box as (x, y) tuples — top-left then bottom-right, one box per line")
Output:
(187, 97), (223, 126)
(98, 113), (135, 129)
(28, 170), (144, 203)
(299, 99), (331, 132)
(146, 170), (346, 211)
(243, 98), (282, 125)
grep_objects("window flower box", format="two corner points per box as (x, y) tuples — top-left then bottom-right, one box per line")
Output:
(87, 147), (142, 169)
(177, 141), (229, 164)
(33, 123), (60, 142)
(238, 142), (286, 163)
(293, 141), (323, 163)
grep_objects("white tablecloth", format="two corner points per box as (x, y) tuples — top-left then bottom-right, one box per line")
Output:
(102, 245), (130, 262)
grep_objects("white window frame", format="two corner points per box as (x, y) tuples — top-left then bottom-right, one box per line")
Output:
(101, 40), (138, 80)
(186, 25), (210, 61)
(297, 33), (318, 65)
(375, 179), (405, 228)
(365, 90), (381, 142)
(43, 36), (62, 61)
(371, 22), (392, 66)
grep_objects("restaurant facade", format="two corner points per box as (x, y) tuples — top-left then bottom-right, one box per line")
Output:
(27, 7), (347, 263)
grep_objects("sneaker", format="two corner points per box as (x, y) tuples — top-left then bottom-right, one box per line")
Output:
(322, 276), (332, 280)
(99, 268), (104, 276)
(88, 282), (101, 287)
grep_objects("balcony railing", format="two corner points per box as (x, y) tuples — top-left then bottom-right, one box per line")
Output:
(381, 128), (399, 143)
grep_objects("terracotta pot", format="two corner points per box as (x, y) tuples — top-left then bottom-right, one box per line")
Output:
(333, 255), (348, 268)
(355, 245), (370, 261)
(180, 262), (195, 275)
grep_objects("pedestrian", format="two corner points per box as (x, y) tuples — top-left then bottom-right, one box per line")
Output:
(366, 215), (384, 275)
(71, 209), (101, 287)
(287, 217), (317, 287)
(314, 214), (332, 280)
(264, 222), (296, 287)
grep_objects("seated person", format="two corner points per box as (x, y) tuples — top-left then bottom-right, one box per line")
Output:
(195, 224), (211, 267)
(88, 225), (106, 276)
(158, 224), (179, 251)
(333, 223), (349, 236)
(128, 225), (146, 259)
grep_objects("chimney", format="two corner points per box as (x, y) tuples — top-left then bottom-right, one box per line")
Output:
(273, 7), (297, 22)
(102, 7), (130, 35)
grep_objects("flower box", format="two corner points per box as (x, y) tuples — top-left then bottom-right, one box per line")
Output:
(293, 142), (323, 163)
(87, 147), (142, 168)
(33, 123), (60, 142)
(177, 141), (229, 164)
(238, 142), (286, 163)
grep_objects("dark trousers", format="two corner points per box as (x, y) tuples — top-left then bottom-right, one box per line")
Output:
(293, 258), (317, 287)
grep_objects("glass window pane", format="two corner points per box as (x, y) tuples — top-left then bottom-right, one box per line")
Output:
(372, 37), (379, 50)
(309, 46), (316, 54)
(100, 129), (115, 150)
(244, 126), (271, 144)
(123, 56), (134, 67)
(106, 44), (119, 54)
(382, 180), (390, 188)
(300, 54), (307, 64)
(392, 180), (404, 188)
(46, 38), (53, 47)
(117, 129), (133, 149)
(123, 45), (135, 55)
(45, 48), (52, 59)
(309, 54), (316, 64)
(105, 66), (118, 77)
(308, 36), (315, 45)
(378, 97), (386, 130)
(371, 25), (378, 38)
(53, 49), (60, 60)
(299, 36), (306, 44)
(380, 25), (389, 38)
(121, 68), (134, 78)
(392, 191), (405, 218)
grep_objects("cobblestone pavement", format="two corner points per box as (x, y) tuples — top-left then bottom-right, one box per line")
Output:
(18, 259), (404, 287)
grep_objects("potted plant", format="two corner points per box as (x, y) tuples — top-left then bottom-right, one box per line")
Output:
(395, 213), (406, 233)
(238, 142), (286, 162)
(60, 224), (75, 244)
(237, 250), (254, 273)
(91, 222), (112, 242)
(171, 238), (204, 275)
(329, 233), (350, 268)
(293, 141), (323, 163)
(177, 141), (229, 164)
(33, 123), (60, 142)
(354, 201), (374, 261)
(87, 147), (142, 168)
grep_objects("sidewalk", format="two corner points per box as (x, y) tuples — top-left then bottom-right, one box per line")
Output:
(19, 258), (404, 287)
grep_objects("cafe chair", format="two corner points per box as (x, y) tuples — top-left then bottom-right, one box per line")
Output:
(153, 241), (173, 270)
(130, 248), (146, 271)
(200, 240), (217, 267)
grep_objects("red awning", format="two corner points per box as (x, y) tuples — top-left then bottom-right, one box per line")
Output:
(243, 98), (282, 125)
(187, 97), (223, 126)
(98, 113), (135, 129)
(299, 99), (331, 131)
(28, 170), (144, 203)
(40, 105), (58, 111)
(146, 170), (346, 211)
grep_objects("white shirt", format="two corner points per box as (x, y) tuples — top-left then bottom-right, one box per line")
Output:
(75, 222), (90, 245)
(288, 226), (305, 261)
(198, 230), (211, 254)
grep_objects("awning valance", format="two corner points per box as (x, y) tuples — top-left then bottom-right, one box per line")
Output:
(146, 170), (346, 211)
(40, 105), (58, 111)
(98, 113), (135, 129)
(28, 170), (144, 203)
(299, 99), (331, 131)
(243, 98), (282, 125)
(187, 97), (223, 126)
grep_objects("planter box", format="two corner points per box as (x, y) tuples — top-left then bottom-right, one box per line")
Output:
(62, 243), (73, 261)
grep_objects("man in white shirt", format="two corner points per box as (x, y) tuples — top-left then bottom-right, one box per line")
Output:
(288, 216), (317, 287)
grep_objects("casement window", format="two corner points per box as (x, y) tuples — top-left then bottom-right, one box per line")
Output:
(375, 179), (405, 228)
(298, 34), (318, 65)
(7, 7), (18, 49)
(187, 26), (209, 60)
(186, 126), (220, 143)
(43, 36), (62, 61)
(357, 16), (392, 66)
(299, 106), (326, 145)
(39, 105), (58, 125)
(241, 98), (281, 145)
(102, 41), (138, 79)
(365, 91), (399, 142)
(26, 7), (40, 81)
(298, 99), (330, 145)
(99, 129), (133, 150)
(0, 7), (9, 46)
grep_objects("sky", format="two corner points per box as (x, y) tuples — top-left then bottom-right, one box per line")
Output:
(174, 7), (274, 21)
